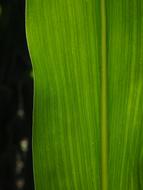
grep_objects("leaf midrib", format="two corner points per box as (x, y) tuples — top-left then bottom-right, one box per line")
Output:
(100, 0), (108, 190)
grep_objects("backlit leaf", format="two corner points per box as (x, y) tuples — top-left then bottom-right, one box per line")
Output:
(26, 0), (143, 189)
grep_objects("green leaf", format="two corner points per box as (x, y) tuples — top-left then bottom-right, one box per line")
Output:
(26, 0), (143, 189)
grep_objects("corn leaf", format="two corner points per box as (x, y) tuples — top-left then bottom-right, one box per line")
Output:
(26, 0), (143, 189)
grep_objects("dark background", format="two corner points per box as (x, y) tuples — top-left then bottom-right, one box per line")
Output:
(0, 0), (34, 190)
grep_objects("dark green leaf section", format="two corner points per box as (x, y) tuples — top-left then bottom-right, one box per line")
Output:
(26, 0), (143, 189)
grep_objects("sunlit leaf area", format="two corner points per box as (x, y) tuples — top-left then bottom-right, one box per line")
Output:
(26, 0), (143, 190)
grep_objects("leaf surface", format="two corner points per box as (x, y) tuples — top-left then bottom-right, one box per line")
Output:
(26, 0), (143, 189)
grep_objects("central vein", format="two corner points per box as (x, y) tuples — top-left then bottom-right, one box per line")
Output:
(100, 0), (108, 190)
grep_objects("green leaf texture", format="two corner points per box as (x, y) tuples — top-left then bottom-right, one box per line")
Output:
(26, 0), (143, 189)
